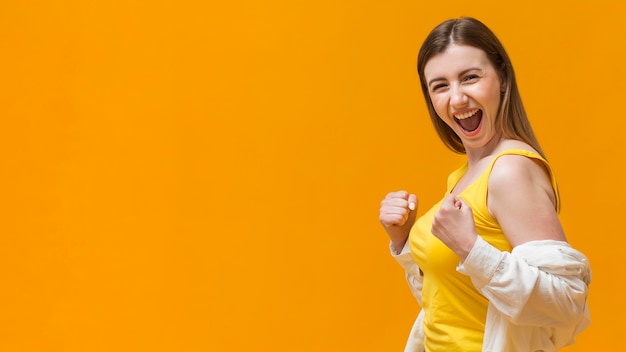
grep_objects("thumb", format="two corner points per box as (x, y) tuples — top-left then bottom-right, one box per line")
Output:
(453, 196), (463, 210)
(408, 194), (418, 211)
(453, 196), (473, 214)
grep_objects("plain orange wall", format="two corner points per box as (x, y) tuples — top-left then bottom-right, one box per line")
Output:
(0, 0), (623, 350)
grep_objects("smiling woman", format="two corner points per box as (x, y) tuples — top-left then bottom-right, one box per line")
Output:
(425, 44), (503, 147)
(379, 17), (591, 352)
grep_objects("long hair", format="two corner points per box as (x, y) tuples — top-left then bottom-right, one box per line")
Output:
(417, 17), (545, 158)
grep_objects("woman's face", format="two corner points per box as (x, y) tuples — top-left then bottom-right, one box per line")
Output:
(424, 44), (503, 152)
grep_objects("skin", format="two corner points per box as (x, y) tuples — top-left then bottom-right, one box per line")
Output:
(379, 44), (566, 261)
(379, 190), (417, 253)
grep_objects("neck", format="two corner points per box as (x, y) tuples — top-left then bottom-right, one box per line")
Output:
(464, 134), (503, 166)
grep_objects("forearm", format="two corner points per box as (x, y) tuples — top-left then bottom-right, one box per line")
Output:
(385, 226), (410, 254)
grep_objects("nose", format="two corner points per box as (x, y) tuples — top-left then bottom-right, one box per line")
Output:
(450, 84), (468, 108)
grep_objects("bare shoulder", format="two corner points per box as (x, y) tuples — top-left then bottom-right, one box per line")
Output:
(489, 152), (556, 207)
(489, 153), (549, 188)
(487, 151), (564, 244)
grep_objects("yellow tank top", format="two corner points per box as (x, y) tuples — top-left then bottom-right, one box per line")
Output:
(409, 149), (559, 351)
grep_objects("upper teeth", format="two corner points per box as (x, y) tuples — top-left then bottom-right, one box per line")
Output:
(455, 109), (479, 120)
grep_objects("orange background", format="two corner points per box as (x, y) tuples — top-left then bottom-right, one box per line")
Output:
(0, 0), (623, 350)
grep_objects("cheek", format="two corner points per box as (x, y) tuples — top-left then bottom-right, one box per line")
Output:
(485, 90), (502, 114)
(430, 95), (449, 118)
(430, 99), (456, 128)
(472, 84), (501, 109)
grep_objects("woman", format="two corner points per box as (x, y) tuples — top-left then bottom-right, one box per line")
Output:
(379, 17), (591, 352)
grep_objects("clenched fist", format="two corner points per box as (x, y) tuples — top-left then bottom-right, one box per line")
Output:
(431, 195), (478, 260)
(379, 191), (418, 253)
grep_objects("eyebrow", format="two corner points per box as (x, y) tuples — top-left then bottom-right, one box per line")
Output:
(427, 67), (482, 87)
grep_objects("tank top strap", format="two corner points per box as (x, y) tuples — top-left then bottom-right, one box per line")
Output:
(485, 149), (560, 212)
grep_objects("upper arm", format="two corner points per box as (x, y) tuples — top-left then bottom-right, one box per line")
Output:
(487, 155), (567, 247)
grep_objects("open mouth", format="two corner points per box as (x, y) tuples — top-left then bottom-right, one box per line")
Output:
(454, 109), (482, 133)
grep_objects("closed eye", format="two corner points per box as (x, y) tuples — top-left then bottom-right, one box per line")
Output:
(463, 74), (479, 82)
(431, 83), (448, 92)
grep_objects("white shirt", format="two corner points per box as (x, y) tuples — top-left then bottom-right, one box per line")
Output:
(391, 236), (591, 352)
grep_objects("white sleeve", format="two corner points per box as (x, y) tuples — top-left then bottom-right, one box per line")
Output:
(390, 240), (423, 305)
(390, 241), (425, 352)
(458, 236), (591, 327)
(403, 309), (425, 352)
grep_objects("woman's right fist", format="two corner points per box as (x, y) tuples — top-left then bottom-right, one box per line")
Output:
(379, 191), (418, 252)
(379, 190), (418, 228)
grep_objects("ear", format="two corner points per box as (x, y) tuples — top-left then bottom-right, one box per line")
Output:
(497, 70), (507, 93)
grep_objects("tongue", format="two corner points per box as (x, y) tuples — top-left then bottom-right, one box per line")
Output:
(459, 111), (482, 132)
